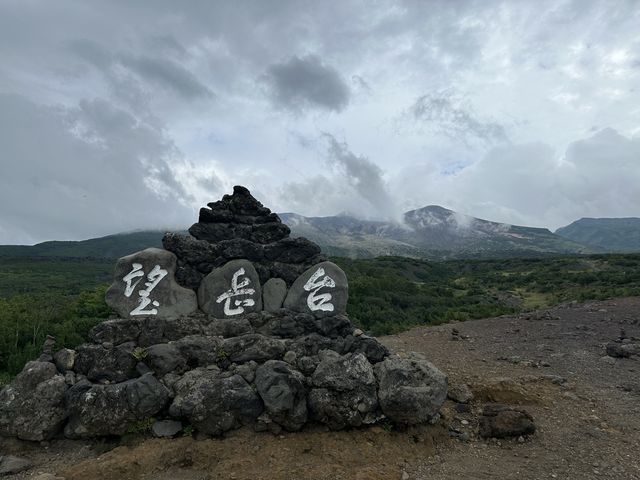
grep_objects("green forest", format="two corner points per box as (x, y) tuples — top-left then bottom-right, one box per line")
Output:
(1, 253), (640, 383)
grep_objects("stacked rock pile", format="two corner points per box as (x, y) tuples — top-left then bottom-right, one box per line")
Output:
(0, 186), (447, 440)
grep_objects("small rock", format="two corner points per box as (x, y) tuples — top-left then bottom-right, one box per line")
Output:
(263, 278), (287, 312)
(448, 383), (473, 404)
(0, 455), (33, 476)
(401, 471), (409, 480)
(283, 350), (297, 365)
(152, 419), (182, 438)
(353, 328), (364, 337)
(600, 355), (616, 365)
(479, 404), (535, 439)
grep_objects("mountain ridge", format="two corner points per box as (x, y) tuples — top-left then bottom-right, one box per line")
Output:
(2, 206), (637, 260)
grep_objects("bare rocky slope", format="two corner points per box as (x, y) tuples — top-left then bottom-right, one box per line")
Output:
(2, 296), (639, 480)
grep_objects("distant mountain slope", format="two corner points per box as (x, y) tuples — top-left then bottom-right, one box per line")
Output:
(282, 206), (594, 258)
(0, 231), (165, 258)
(0, 206), (599, 260)
(555, 217), (640, 253)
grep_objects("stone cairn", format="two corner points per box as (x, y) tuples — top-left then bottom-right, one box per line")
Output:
(0, 186), (447, 440)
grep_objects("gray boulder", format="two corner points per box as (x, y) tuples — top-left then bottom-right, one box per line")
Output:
(74, 342), (138, 383)
(308, 351), (379, 430)
(198, 259), (262, 318)
(374, 357), (447, 424)
(152, 419), (182, 438)
(169, 369), (263, 435)
(255, 360), (307, 431)
(173, 335), (222, 367)
(343, 335), (390, 363)
(223, 334), (286, 364)
(262, 278), (287, 312)
(65, 373), (170, 438)
(105, 248), (198, 320)
(283, 262), (348, 317)
(0, 455), (33, 476)
(0, 361), (67, 441)
(145, 343), (187, 377)
(606, 341), (640, 358)
(202, 317), (253, 338)
(53, 348), (76, 373)
(89, 318), (142, 345)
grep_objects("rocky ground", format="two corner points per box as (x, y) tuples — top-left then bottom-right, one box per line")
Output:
(2, 297), (639, 480)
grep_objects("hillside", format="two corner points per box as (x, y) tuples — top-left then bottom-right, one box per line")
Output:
(0, 231), (166, 258)
(281, 206), (594, 258)
(0, 206), (621, 260)
(556, 217), (640, 252)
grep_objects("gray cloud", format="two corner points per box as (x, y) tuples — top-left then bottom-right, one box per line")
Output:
(0, 93), (192, 244)
(323, 133), (397, 218)
(265, 55), (350, 113)
(410, 90), (509, 146)
(68, 39), (212, 101)
(121, 56), (213, 100)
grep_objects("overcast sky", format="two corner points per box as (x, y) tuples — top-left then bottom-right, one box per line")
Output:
(1, 0), (639, 244)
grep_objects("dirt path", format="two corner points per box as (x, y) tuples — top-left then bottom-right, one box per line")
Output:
(2, 297), (639, 479)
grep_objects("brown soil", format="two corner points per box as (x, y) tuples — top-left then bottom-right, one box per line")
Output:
(2, 297), (640, 480)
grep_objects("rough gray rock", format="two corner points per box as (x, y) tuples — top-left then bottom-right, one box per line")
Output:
(198, 259), (262, 317)
(152, 419), (182, 438)
(65, 373), (170, 438)
(0, 455), (33, 476)
(74, 342), (137, 383)
(223, 334), (286, 364)
(448, 383), (473, 404)
(202, 318), (253, 338)
(105, 248), (198, 320)
(169, 369), (263, 436)
(89, 318), (141, 345)
(284, 261), (348, 317)
(145, 343), (187, 377)
(308, 351), (379, 430)
(173, 335), (222, 368)
(343, 335), (389, 363)
(53, 348), (76, 373)
(0, 361), (67, 441)
(255, 360), (307, 431)
(606, 341), (640, 358)
(375, 357), (447, 424)
(262, 278), (287, 312)
(478, 403), (536, 438)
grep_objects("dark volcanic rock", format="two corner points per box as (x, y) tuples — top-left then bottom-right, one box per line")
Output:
(65, 373), (170, 438)
(223, 334), (286, 364)
(168, 186), (325, 289)
(0, 361), (67, 441)
(262, 278), (287, 312)
(479, 403), (536, 438)
(374, 357), (447, 425)
(308, 351), (379, 430)
(606, 341), (640, 358)
(169, 369), (263, 436)
(255, 360), (307, 431)
(189, 186), (290, 245)
(0, 455), (33, 476)
(74, 342), (138, 383)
